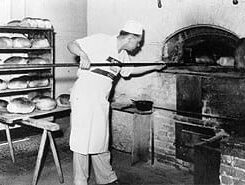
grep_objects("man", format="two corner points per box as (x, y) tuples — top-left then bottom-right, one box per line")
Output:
(67, 20), (165, 185)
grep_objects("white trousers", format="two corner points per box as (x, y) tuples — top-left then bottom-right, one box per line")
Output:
(73, 151), (117, 185)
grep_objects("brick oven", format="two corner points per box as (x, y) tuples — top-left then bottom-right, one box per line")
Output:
(162, 24), (245, 184)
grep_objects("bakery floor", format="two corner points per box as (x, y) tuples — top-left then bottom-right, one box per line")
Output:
(0, 141), (193, 185)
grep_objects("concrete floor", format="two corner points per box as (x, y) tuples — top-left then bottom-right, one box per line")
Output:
(0, 142), (193, 185)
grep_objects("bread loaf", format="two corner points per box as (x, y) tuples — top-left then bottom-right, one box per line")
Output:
(0, 37), (12, 48)
(29, 76), (49, 88)
(0, 79), (7, 90)
(3, 56), (28, 65)
(31, 38), (50, 48)
(0, 99), (8, 111)
(19, 17), (37, 28)
(12, 37), (31, 48)
(28, 57), (49, 64)
(32, 95), (57, 111)
(8, 75), (30, 89)
(7, 20), (21, 27)
(56, 94), (70, 107)
(7, 97), (35, 114)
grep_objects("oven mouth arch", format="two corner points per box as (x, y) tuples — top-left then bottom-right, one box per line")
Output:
(163, 24), (240, 64)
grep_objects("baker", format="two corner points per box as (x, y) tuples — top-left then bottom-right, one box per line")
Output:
(67, 20), (166, 185)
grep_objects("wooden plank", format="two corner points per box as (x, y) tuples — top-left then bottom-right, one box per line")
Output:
(0, 106), (70, 124)
(21, 118), (60, 131)
(131, 113), (152, 165)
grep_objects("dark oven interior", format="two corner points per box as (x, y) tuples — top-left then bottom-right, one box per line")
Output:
(163, 24), (239, 65)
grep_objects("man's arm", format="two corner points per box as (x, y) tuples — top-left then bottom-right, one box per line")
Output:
(130, 60), (166, 75)
(67, 41), (91, 69)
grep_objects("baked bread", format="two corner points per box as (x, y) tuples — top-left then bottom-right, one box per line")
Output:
(43, 19), (52, 29)
(56, 94), (70, 107)
(29, 76), (49, 88)
(31, 38), (50, 48)
(0, 37), (12, 48)
(32, 95), (57, 111)
(19, 17), (38, 28)
(8, 75), (30, 89)
(3, 56), (28, 65)
(12, 37), (31, 48)
(7, 97), (35, 114)
(7, 20), (21, 27)
(0, 99), (8, 111)
(0, 79), (7, 90)
(28, 57), (49, 64)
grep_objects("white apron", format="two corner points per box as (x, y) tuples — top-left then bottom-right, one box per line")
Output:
(69, 70), (113, 154)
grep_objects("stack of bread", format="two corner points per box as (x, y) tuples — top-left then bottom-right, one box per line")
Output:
(7, 17), (52, 29)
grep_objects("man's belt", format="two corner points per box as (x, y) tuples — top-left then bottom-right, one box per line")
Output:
(91, 68), (116, 80)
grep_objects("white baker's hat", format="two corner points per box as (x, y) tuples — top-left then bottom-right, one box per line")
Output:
(121, 20), (143, 35)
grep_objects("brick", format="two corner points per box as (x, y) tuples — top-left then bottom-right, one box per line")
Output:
(234, 157), (245, 170)
(219, 175), (233, 185)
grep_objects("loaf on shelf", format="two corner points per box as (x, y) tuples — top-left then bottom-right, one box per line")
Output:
(3, 56), (28, 64)
(7, 20), (21, 27)
(29, 76), (49, 88)
(0, 79), (7, 90)
(12, 37), (31, 48)
(18, 17), (52, 29)
(32, 95), (57, 111)
(56, 94), (70, 107)
(28, 57), (50, 64)
(0, 99), (8, 111)
(0, 37), (12, 48)
(8, 75), (30, 89)
(31, 38), (50, 48)
(7, 97), (35, 114)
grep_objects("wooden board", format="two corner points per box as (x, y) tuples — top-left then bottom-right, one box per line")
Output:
(0, 106), (71, 124)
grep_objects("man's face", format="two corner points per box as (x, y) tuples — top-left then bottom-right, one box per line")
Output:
(126, 35), (142, 51)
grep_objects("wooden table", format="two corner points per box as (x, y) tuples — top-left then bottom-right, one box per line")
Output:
(111, 102), (154, 165)
(0, 106), (71, 185)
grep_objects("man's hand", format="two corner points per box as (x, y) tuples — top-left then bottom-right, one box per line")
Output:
(79, 54), (91, 69)
(154, 60), (167, 71)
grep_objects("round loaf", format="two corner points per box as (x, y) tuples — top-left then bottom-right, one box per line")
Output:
(31, 38), (50, 48)
(32, 95), (57, 111)
(12, 37), (31, 48)
(7, 20), (21, 27)
(56, 94), (70, 107)
(0, 99), (8, 111)
(8, 75), (29, 89)
(28, 57), (49, 64)
(0, 37), (12, 48)
(4, 56), (28, 64)
(0, 79), (7, 90)
(29, 76), (49, 88)
(7, 97), (35, 114)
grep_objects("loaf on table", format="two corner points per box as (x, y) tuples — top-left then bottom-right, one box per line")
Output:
(32, 95), (57, 111)
(7, 97), (35, 114)
(12, 37), (31, 48)
(56, 94), (70, 107)
(0, 37), (12, 48)
(8, 75), (30, 89)
(3, 56), (28, 65)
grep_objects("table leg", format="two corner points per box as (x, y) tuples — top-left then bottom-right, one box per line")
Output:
(47, 131), (64, 183)
(5, 124), (15, 163)
(32, 129), (47, 185)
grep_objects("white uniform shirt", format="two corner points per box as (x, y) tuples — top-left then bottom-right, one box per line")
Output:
(75, 33), (132, 78)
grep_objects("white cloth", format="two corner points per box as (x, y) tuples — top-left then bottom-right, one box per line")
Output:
(73, 152), (117, 185)
(70, 33), (132, 155)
